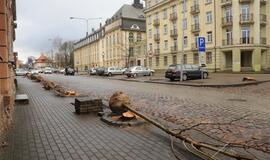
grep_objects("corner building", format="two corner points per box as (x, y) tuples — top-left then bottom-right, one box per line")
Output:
(145, 0), (270, 72)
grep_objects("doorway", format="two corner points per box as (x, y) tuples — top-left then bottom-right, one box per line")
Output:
(225, 52), (232, 69)
(241, 51), (252, 70)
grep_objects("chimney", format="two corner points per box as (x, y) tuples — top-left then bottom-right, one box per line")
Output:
(133, 0), (143, 9)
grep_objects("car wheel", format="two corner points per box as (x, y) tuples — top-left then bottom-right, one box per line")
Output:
(182, 74), (188, 81)
(149, 72), (153, 76)
(133, 73), (137, 78)
(108, 73), (112, 76)
(203, 73), (208, 79)
(170, 78), (175, 81)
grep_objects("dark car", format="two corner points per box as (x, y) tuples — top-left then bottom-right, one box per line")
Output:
(65, 68), (75, 76)
(96, 67), (106, 76)
(165, 64), (208, 81)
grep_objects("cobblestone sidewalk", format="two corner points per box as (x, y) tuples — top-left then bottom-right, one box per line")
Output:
(0, 78), (201, 160)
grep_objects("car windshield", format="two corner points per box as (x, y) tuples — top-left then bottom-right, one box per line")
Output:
(168, 65), (177, 69)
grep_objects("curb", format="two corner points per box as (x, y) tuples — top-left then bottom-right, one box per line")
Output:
(83, 75), (270, 88)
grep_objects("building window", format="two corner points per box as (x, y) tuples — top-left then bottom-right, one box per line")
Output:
(206, 52), (212, 64)
(164, 40), (168, 50)
(206, 11), (212, 24)
(164, 56), (168, 66)
(149, 29), (152, 38)
(156, 56), (159, 66)
(183, 36), (188, 48)
(164, 24), (168, 35)
(163, 9), (167, 19)
(148, 15), (152, 25)
(129, 47), (134, 57)
(149, 43), (153, 52)
(173, 55), (177, 65)
(207, 31), (212, 43)
(182, 1), (187, 12)
(182, 18), (187, 30)
(149, 57), (152, 67)
(183, 54), (187, 64)
(193, 53), (199, 64)
(129, 33), (134, 42)
(137, 33), (142, 42)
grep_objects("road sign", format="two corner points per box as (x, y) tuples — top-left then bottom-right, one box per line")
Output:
(198, 37), (206, 52)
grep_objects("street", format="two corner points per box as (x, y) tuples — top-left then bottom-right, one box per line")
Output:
(41, 74), (270, 159)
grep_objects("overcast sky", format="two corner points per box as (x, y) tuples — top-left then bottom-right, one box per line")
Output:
(15, 0), (135, 62)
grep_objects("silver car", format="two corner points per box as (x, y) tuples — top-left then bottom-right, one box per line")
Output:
(125, 66), (154, 78)
(104, 67), (124, 76)
(15, 69), (28, 76)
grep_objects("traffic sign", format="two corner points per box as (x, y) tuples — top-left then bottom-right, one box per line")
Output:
(198, 37), (205, 52)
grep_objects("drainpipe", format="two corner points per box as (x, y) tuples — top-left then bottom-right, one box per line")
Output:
(214, 0), (217, 72)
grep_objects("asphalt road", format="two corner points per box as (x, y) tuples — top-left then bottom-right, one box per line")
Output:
(42, 74), (270, 159)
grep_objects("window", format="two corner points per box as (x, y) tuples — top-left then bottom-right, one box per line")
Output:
(156, 57), (159, 66)
(164, 40), (168, 50)
(193, 53), (199, 64)
(184, 36), (188, 47)
(206, 11), (212, 24)
(149, 57), (152, 67)
(241, 27), (250, 44)
(148, 15), (152, 25)
(129, 33), (134, 42)
(164, 56), (168, 66)
(207, 31), (212, 43)
(149, 29), (152, 38)
(206, 52), (212, 64)
(173, 55), (177, 65)
(137, 33), (142, 42)
(164, 25), (168, 35)
(183, 54), (187, 64)
(129, 47), (134, 57)
(182, 18), (187, 30)
(182, 1), (187, 12)
(163, 9), (167, 19)
(149, 43), (153, 51)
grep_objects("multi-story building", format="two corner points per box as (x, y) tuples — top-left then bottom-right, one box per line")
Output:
(73, 0), (146, 72)
(145, 0), (270, 72)
(0, 0), (17, 136)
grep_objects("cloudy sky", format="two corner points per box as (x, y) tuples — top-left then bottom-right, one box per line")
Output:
(15, 0), (135, 62)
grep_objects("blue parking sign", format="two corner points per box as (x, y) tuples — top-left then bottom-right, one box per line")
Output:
(198, 37), (205, 52)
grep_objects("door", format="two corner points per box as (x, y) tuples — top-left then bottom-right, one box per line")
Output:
(242, 28), (250, 44)
(225, 7), (232, 23)
(226, 29), (232, 45)
(191, 65), (201, 78)
(241, 5), (250, 21)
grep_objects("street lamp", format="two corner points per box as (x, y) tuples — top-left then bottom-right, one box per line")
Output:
(180, 0), (186, 82)
(69, 17), (102, 37)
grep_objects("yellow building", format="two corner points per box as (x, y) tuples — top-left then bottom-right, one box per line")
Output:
(74, 0), (147, 71)
(145, 0), (270, 72)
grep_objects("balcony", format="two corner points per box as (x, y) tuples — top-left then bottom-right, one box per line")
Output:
(154, 49), (160, 55)
(221, 0), (232, 7)
(170, 12), (178, 21)
(240, 14), (254, 24)
(190, 5), (200, 14)
(260, 14), (267, 26)
(171, 46), (178, 53)
(154, 34), (160, 42)
(170, 29), (178, 38)
(191, 24), (200, 33)
(239, 0), (253, 3)
(153, 19), (160, 26)
(222, 39), (233, 46)
(191, 43), (198, 51)
(260, 37), (267, 44)
(240, 37), (254, 44)
(222, 16), (233, 27)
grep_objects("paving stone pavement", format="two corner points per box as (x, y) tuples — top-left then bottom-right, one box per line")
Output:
(0, 77), (203, 160)
(40, 74), (270, 159)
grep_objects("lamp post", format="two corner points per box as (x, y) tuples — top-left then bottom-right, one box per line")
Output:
(180, 0), (186, 82)
(69, 17), (102, 37)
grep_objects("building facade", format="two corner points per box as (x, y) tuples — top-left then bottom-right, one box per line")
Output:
(145, 0), (270, 72)
(0, 0), (17, 137)
(34, 54), (52, 69)
(74, 0), (146, 72)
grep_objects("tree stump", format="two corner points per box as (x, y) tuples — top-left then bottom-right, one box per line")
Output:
(109, 91), (130, 115)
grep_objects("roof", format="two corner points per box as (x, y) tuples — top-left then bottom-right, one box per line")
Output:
(36, 54), (48, 63)
(108, 4), (145, 24)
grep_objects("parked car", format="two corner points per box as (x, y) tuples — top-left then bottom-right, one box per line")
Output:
(89, 68), (97, 75)
(30, 69), (39, 74)
(96, 67), (106, 76)
(121, 68), (127, 74)
(44, 68), (53, 74)
(165, 64), (208, 81)
(104, 67), (124, 76)
(15, 69), (28, 76)
(125, 66), (154, 78)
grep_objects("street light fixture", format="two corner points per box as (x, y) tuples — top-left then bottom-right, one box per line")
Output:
(69, 17), (102, 37)
(180, 0), (186, 82)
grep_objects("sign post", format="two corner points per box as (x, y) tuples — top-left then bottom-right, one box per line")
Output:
(198, 37), (206, 79)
